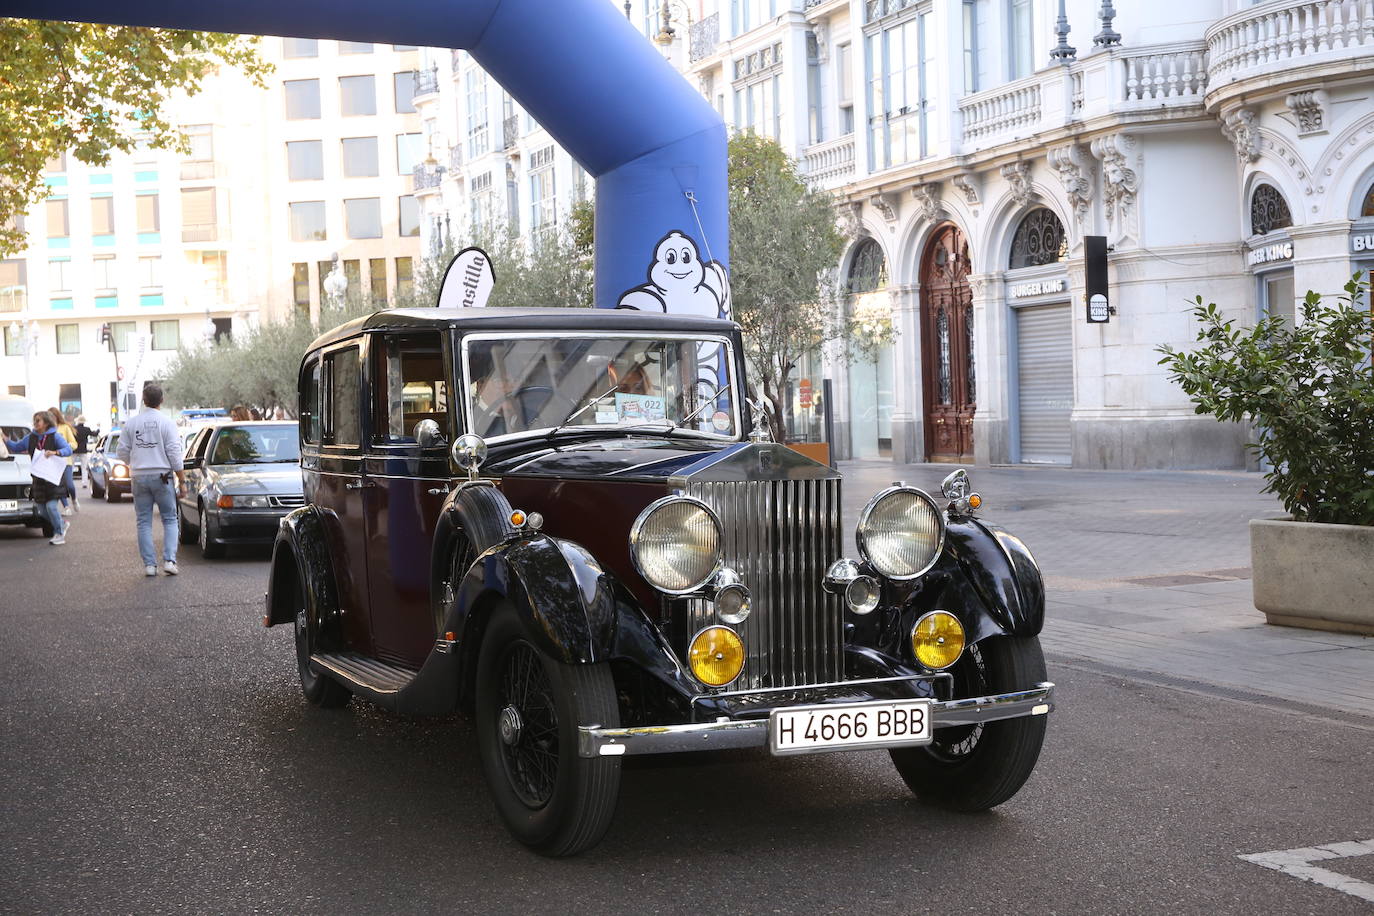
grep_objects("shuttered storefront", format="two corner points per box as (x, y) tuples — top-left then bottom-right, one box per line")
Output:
(1015, 303), (1073, 464)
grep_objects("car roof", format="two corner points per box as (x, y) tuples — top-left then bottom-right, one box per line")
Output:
(307, 307), (742, 353)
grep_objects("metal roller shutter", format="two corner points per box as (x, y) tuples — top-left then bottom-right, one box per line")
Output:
(1016, 303), (1073, 464)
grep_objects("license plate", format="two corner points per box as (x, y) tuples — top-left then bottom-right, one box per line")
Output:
(770, 698), (933, 756)
(0, 500), (17, 511)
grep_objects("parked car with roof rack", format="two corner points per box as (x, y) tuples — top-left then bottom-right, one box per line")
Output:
(263, 307), (1056, 857)
(179, 421), (304, 558)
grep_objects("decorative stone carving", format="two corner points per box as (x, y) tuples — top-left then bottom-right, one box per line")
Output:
(1046, 144), (1093, 225)
(910, 182), (943, 223)
(869, 191), (898, 224)
(838, 199), (863, 238)
(952, 170), (981, 206)
(1286, 89), (1329, 137)
(1000, 162), (1035, 209)
(812, 21), (829, 63)
(1221, 108), (1261, 163)
(1089, 132), (1139, 242)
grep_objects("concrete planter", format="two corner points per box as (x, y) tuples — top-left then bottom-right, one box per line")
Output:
(1250, 518), (1374, 636)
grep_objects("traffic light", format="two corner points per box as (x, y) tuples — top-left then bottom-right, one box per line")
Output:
(99, 323), (111, 346)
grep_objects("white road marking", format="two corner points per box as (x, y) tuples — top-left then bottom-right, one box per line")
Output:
(1239, 838), (1374, 904)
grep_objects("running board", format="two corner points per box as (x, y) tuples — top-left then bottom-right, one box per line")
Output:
(308, 649), (459, 716)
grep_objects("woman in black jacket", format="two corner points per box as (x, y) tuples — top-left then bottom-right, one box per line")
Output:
(3, 411), (73, 545)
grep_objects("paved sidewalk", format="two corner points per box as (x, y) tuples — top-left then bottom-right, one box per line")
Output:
(837, 459), (1374, 720)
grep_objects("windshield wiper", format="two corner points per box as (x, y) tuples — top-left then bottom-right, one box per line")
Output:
(548, 381), (622, 438)
(679, 379), (733, 427)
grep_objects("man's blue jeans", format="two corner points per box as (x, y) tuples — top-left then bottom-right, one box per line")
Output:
(133, 474), (178, 567)
(36, 498), (64, 537)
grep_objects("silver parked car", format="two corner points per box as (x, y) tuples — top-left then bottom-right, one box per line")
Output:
(87, 430), (131, 502)
(178, 421), (304, 558)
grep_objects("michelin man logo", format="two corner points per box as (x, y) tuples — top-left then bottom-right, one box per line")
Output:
(616, 230), (730, 319)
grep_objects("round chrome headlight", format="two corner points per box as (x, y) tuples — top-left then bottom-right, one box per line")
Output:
(856, 486), (946, 579)
(630, 496), (722, 594)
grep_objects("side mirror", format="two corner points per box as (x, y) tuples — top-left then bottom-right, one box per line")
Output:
(183, 458), (201, 470)
(413, 419), (447, 449)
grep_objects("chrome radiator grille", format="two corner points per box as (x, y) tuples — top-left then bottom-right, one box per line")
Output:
(685, 477), (844, 689)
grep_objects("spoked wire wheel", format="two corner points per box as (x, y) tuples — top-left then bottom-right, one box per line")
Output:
(496, 640), (561, 808)
(927, 642), (987, 761)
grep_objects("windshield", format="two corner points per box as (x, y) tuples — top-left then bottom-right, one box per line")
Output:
(462, 334), (738, 440)
(210, 424), (301, 464)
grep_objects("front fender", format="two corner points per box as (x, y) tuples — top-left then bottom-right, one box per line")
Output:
(448, 534), (617, 666)
(265, 505), (339, 630)
(941, 517), (1045, 638)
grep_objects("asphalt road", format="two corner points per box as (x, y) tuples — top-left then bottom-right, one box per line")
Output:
(2, 496), (1372, 915)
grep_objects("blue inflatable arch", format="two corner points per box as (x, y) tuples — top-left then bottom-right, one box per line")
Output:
(6, 0), (728, 313)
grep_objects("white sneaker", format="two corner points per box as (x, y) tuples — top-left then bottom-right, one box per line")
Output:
(61, 506), (73, 517)
(50, 534), (66, 545)
(164, 562), (179, 576)
(145, 565), (157, 576)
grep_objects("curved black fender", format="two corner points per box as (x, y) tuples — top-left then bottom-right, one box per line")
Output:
(265, 505), (340, 634)
(939, 517), (1046, 639)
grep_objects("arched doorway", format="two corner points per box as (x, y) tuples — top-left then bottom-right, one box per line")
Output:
(846, 238), (895, 459)
(920, 224), (974, 462)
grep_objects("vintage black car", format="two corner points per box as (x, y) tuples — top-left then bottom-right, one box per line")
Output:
(265, 307), (1055, 856)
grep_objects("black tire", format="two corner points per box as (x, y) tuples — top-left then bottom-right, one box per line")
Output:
(90, 477), (105, 499)
(890, 635), (1048, 812)
(199, 505), (226, 559)
(292, 574), (350, 709)
(475, 612), (621, 857)
(178, 504), (196, 544)
(39, 518), (54, 539)
(104, 485), (119, 503)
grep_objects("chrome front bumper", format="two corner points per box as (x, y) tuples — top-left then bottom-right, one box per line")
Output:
(577, 682), (1055, 758)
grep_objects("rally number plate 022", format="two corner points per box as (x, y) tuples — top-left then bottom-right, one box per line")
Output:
(769, 698), (933, 756)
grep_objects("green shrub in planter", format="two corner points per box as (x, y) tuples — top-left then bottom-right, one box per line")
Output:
(1157, 273), (1374, 527)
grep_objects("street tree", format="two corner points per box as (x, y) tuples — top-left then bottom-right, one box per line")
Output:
(0, 19), (269, 254)
(727, 132), (846, 440)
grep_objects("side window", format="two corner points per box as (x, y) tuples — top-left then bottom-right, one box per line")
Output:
(373, 332), (448, 444)
(301, 357), (322, 444)
(324, 346), (361, 447)
(187, 429), (206, 459)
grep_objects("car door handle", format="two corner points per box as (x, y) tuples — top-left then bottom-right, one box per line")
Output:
(427, 486), (449, 495)
(345, 480), (375, 490)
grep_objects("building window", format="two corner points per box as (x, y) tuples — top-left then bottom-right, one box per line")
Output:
(399, 195), (420, 237)
(56, 323), (79, 354)
(339, 41), (373, 54)
(470, 171), (494, 228)
(847, 238), (888, 294)
(344, 259), (361, 293)
(45, 152), (67, 173)
(110, 320), (135, 352)
(1251, 183), (1293, 236)
(59, 383), (81, 416)
(212, 318), (232, 343)
(283, 37), (318, 58)
(317, 260), (333, 304)
(345, 198), (382, 239)
(466, 70), (489, 158)
(90, 196), (115, 237)
(866, 12), (929, 171)
(836, 43), (854, 135)
(1008, 0), (1034, 80)
(284, 79), (321, 120)
(962, 0), (981, 94)
(182, 124), (214, 179)
(139, 256), (161, 289)
(290, 201), (327, 242)
(395, 256), (413, 299)
(46, 199), (69, 238)
(4, 325), (22, 356)
(0, 259), (27, 312)
(396, 133), (422, 176)
(181, 188), (217, 242)
(734, 73), (781, 140)
(342, 136), (379, 177)
(287, 140), (324, 180)
(136, 194), (159, 232)
(293, 263), (311, 312)
(93, 254), (116, 293)
(394, 44), (418, 51)
(369, 258), (388, 306)
(1362, 183), (1374, 217)
(150, 319), (180, 350)
(529, 147), (556, 232)
(49, 258), (70, 292)
(339, 75), (377, 116)
(1008, 208), (1068, 269)
(394, 71), (417, 114)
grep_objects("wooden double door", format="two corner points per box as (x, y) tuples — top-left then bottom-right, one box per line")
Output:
(920, 224), (975, 463)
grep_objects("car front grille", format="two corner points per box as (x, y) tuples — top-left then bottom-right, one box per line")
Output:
(0, 484), (28, 501)
(684, 477), (844, 690)
(269, 495), (306, 508)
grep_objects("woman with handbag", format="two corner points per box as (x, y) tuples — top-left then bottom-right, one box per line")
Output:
(3, 411), (73, 545)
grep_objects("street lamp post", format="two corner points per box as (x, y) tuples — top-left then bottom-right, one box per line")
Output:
(8, 317), (39, 400)
(653, 0), (692, 48)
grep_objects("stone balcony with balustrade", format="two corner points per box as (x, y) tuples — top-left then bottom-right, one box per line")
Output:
(1204, 0), (1374, 112)
(800, 134), (857, 189)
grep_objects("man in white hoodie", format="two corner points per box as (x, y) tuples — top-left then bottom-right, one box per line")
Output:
(117, 384), (187, 576)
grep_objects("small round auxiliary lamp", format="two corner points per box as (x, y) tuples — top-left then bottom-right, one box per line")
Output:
(451, 434), (488, 481)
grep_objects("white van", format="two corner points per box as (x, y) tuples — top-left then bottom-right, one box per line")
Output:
(0, 395), (56, 538)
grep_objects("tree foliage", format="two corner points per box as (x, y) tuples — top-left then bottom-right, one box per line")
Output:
(0, 19), (270, 254)
(1157, 274), (1374, 526)
(727, 132), (846, 439)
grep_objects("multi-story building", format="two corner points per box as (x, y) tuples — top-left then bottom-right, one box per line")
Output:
(411, 0), (1374, 469)
(1, 35), (426, 422)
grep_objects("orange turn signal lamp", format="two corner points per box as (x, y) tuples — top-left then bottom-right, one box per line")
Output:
(969, 494), (982, 510)
(217, 495), (234, 508)
(510, 510), (526, 527)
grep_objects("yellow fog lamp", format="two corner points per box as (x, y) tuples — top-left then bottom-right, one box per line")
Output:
(688, 625), (745, 687)
(911, 611), (965, 670)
